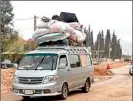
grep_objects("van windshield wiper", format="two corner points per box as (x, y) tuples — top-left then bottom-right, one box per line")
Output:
(35, 56), (45, 70)
(51, 56), (54, 70)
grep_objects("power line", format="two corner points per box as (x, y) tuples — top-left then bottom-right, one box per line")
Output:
(14, 17), (34, 20)
(14, 16), (40, 21)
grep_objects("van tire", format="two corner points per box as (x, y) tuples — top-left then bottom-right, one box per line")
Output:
(22, 96), (30, 100)
(129, 70), (132, 75)
(59, 83), (68, 100)
(82, 79), (90, 93)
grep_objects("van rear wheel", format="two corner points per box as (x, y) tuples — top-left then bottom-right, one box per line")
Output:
(82, 79), (90, 93)
(59, 83), (68, 100)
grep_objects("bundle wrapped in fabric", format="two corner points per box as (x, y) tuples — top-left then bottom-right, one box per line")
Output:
(36, 20), (81, 31)
(33, 18), (86, 45)
(36, 20), (57, 29)
(35, 32), (70, 45)
(68, 30), (86, 43)
(32, 28), (50, 41)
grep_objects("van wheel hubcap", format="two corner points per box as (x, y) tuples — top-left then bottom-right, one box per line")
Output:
(63, 85), (68, 98)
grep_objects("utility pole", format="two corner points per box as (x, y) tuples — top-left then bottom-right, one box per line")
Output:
(34, 15), (37, 31)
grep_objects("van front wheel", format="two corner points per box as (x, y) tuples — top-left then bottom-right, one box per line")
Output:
(59, 83), (68, 100)
(82, 79), (90, 93)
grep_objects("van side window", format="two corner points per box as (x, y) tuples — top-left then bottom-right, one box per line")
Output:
(80, 54), (87, 67)
(68, 55), (80, 68)
(80, 54), (92, 67)
(59, 55), (68, 67)
(87, 55), (92, 66)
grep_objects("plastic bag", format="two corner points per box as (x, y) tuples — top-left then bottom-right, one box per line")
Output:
(36, 21), (49, 28)
(68, 31), (86, 43)
(49, 21), (70, 33)
(68, 22), (81, 30)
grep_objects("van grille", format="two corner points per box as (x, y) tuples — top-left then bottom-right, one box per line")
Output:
(18, 77), (44, 84)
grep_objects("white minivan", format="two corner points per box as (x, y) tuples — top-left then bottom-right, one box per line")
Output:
(12, 46), (94, 100)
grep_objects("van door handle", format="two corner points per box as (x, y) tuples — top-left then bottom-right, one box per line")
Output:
(68, 69), (70, 71)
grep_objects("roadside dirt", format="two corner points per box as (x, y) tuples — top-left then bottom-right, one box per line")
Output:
(1, 68), (16, 95)
(94, 62), (129, 76)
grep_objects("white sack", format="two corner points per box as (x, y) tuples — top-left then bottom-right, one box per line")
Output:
(32, 28), (50, 41)
(35, 33), (69, 44)
(36, 20), (57, 28)
(36, 21), (49, 28)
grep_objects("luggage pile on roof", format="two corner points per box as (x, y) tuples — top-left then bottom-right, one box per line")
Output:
(32, 12), (86, 46)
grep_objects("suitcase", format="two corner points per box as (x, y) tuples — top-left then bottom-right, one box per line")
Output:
(60, 12), (79, 23)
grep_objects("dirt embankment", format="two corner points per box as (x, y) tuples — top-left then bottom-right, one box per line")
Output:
(1, 69), (16, 95)
(94, 62), (129, 76)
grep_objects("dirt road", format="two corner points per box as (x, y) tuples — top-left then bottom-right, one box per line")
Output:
(2, 65), (132, 101)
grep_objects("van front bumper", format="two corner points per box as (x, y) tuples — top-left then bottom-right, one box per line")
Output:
(12, 83), (61, 96)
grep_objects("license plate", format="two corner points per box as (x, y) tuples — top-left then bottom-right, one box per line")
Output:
(25, 90), (33, 95)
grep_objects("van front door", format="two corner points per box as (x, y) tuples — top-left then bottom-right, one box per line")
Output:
(68, 54), (81, 89)
(57, 55), (71, 91)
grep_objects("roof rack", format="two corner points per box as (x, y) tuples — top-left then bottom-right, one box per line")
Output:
(36, 46), (91, 54)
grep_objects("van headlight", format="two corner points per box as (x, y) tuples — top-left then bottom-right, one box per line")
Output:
(13, 75), (19, 83)
(42, 75), (57, 84)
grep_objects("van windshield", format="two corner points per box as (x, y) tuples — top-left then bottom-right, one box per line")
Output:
(18, 53), (58, 70)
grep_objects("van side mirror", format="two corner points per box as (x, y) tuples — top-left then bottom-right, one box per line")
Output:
(14, 63), (18, 68)
(59, 63), (66, 69)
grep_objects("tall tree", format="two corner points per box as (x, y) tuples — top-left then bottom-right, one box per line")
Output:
(90, 30), (94, 46)
(84, 27), (87, 34)
(119, 45), (122, 59)
(111, 31), (118, 59)
(85, 25), (91, 47)
(116, 39), (122, 59)
(104, 29), (111, 58)
(1, 0), (14, 33)
(95, 31), (101, 50)
(24, 39), (37, 52)
(1, 0), (17, 52)
(101, 30), (104, 57)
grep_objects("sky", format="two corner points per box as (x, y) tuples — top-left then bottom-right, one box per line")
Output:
(11, 1), (132, 55)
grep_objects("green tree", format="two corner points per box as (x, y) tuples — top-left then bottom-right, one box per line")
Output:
(111, 31), (118, 59)
(90, 30), (94, 46)
(116, 39), (122, 59)
(104, 29), (111, 58)
(101, 30), (104, 50)
(24, 39), (37, 52)
(111, 31), (122, 59)
(101, 30), (104, 57)
(95, 31), (101, 50)
(1, 0), (17, 52)
(84, 27), (87, 34)
(85, 25), (91, 47)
